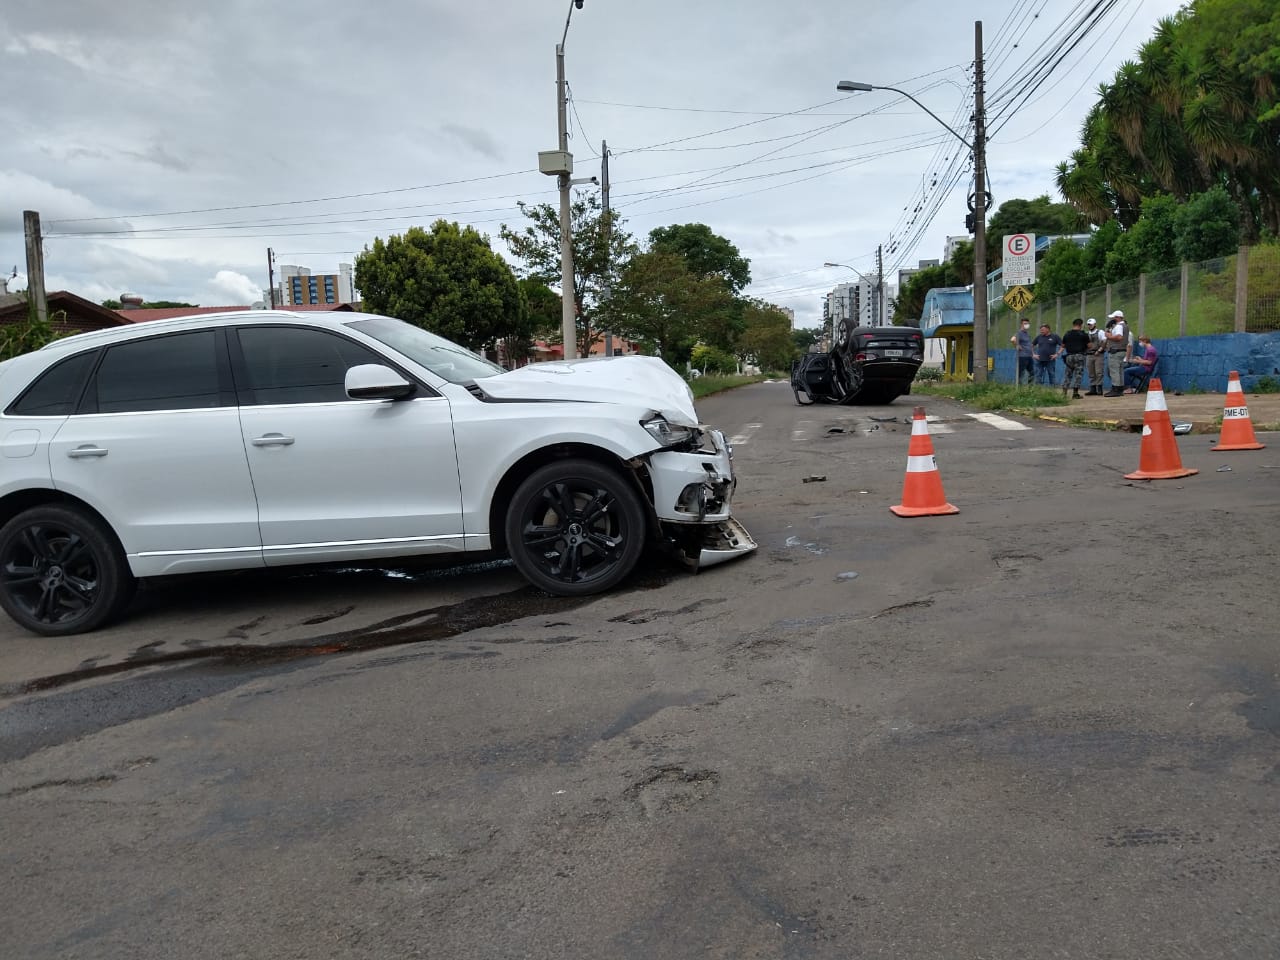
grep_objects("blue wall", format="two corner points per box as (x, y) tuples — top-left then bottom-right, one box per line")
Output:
(993, 331), (1280, 392)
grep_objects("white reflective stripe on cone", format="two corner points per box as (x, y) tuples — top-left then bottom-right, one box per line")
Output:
(911, 418), (929, 435)
(905, 455), (937, 473)
(1145, 390), (1168, 412)
(1227, 380), (1243, 396)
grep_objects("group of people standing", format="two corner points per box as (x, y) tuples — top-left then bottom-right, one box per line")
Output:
(1011, 309), (1157, 398)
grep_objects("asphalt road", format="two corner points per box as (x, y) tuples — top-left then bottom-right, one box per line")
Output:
(3, 381), (1279, 959)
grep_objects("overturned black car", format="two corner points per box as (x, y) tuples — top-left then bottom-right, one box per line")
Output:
(790, 325), (925, 405)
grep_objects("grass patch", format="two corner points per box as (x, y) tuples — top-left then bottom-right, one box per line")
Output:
(688, 373), (768, 399)
(911, 381), (1070, 413)
(1252, 375), (1280, 394)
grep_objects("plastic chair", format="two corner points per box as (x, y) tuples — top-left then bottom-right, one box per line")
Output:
(1128, 357), (1157, 393)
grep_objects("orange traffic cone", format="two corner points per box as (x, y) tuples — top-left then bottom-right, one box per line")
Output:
(891, 407), (959, 517)
(1125, 379), (1198, 480)
(1212, 371), (1265, 451)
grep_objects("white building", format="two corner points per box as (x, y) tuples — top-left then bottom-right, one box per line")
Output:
(270, 262), (357, 307)
(826, 278), (893, 327)
(943, 236), (970, 261)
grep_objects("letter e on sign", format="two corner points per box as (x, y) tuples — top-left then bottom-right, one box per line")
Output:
(1003, 233), (1036, 287)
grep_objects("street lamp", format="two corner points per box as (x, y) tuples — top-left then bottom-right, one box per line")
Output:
(823, 261), (884, 328)
(836, 67), (990, 382)
(538, 0), (588, 360)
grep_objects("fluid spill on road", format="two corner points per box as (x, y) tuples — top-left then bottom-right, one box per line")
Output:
(22, 587), (590, 695)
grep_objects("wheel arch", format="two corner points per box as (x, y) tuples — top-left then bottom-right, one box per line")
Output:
(0, 488), (121, 544)
(487, 443), (655, 555)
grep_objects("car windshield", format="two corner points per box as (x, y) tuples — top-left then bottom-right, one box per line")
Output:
(348, 316), (503, 383)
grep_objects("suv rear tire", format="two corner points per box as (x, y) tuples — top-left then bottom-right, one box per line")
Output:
(0, 505), (135, 636)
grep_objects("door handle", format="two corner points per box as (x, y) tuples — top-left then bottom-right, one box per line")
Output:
(67, 445), (108, 459)
(251, 434), (296, 447)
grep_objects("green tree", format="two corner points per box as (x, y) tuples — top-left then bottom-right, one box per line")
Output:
(791, 326), (824, 353)
(101, 299), (197, 309)
(601, 250), (733, 364)
(1035, 238), (1092, 300)
(894, 260), (970, 323)
(1081, 219), (1123, 283)
(354, 220), (525, 352)
(690, 344), (736, 375)
(1174, 184), (1242, 262)
(739, 301), (795, 372)
(1056, 2), (1280, 239)
(647, 223), (752, 294)
(500, 192), (635, 357)
(518, 278), (561, 338)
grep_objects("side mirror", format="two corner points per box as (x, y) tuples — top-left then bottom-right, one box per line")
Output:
(345, 364), (415, 401)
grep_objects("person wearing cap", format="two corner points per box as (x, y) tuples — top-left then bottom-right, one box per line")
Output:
(1084, 317), (1106, 395)
(1010, 317), (1033, 385)
(1032, 322), (1063, 386)
(1060, 317), (1091, 399)
(1123, 335), (1158, 392)
(1103, 309), (1128, 397)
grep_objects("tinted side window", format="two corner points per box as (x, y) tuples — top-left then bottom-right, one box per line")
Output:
(236, 327), (387, 405)
(8, 351), (96, 416)
(93, 331), (223, 413)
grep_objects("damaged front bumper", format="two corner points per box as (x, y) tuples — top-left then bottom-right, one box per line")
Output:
(643, 428), (758, 570)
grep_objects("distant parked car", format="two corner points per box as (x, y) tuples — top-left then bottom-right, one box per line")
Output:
(0, 311), (755, 635)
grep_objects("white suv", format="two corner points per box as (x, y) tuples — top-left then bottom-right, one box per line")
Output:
(0, 310), (754, 635)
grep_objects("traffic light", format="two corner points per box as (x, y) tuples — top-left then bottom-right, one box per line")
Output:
(965, 213), (976, 234)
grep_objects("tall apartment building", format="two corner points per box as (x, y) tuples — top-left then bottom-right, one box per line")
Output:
(826, 278), (892, 327)
(273, 263), (357, 307)
(943, 235), (970, 261)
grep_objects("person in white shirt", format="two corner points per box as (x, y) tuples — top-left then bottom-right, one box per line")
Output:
(1103, 309), (1129, 397)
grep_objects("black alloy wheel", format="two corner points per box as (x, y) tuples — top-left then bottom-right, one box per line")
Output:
(0, 505), (134, 636)
(505, 459), (647, 596)
(834, 352), (865, 404)
(835, 318), (851, 350)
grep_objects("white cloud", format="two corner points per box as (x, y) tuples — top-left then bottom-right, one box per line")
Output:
(206, 270), (262, 305)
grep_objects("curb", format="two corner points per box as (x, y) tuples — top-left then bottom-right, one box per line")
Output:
(1031, 410), (1220, 434)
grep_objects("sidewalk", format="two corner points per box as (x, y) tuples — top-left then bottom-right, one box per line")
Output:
(1035, 387), (1280, 433)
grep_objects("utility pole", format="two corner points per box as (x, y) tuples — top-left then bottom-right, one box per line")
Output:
(971, 20), (990, 382)
(267, 247), (277, 308)
(555, 41), (577, 359)
(23, 211), (47, 325)
(876, 243), (885, 326)
(601, 139), (614, 357)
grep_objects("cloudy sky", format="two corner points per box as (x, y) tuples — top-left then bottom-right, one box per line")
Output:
(1, 0), (1184, 327)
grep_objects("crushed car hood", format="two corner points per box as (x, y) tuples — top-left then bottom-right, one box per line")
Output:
(474, 356), (699, 425)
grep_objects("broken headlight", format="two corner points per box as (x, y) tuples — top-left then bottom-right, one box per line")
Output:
(641, 416), (697, 448)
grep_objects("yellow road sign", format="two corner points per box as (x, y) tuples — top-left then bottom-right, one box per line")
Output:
(1003, 285), (1035, 313)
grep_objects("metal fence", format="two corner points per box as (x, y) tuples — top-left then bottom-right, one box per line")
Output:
(988, 244), (1280, 345)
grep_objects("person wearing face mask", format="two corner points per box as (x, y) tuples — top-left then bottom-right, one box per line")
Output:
(1010, 317), (1033, 386)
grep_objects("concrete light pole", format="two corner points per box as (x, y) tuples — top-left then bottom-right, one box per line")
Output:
(550, 1), (585, 359)
(837, 25), (991, 380)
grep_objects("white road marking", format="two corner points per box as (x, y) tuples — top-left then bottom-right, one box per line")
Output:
(966, 412), (1032, 431)
(791, 421), (815, 442)
(923, 415), (954, 434)
(729, 422), (763, 445)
